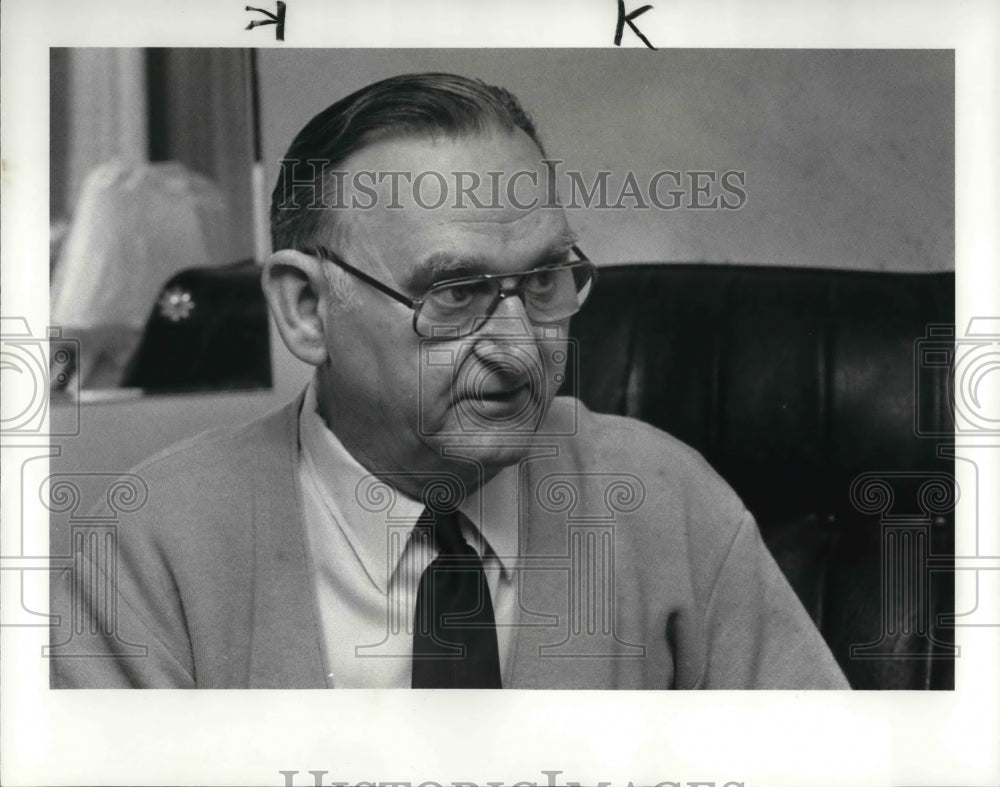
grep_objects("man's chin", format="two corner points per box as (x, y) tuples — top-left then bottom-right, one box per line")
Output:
(432, 430), (538, 456)
(422, 428), (542, 478)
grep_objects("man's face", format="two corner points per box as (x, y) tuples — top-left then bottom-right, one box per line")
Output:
(313, 129), (575, 480)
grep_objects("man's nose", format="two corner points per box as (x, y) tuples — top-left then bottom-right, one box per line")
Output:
(476, 288), (534, 339)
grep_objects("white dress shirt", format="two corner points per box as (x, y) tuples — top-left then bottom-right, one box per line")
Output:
(297, 380), (520, 688)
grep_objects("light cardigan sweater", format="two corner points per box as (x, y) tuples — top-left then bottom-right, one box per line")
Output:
(50, 394), (848, 689)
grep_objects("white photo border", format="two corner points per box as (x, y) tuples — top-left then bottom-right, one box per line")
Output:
(2, 1), (997, 785)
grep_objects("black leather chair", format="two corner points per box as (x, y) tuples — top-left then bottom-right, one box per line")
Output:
(567, 264), (956, 689)
(133, 261), (956, 689)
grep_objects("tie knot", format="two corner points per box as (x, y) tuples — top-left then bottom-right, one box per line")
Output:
(421, 507), (469, 555)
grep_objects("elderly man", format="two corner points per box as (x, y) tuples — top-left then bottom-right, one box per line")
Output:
(51, 73), (847, 689)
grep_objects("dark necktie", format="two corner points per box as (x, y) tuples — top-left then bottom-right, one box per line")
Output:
(411, 507), (502, 688)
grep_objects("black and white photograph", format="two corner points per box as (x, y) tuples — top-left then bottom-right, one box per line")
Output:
(45, 47), (954, 692)
(2, 1), (998, 786)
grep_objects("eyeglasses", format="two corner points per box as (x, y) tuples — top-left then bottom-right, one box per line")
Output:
(313, 244), (598, 339)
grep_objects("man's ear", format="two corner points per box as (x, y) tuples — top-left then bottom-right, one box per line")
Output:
(261, 249), (331, 366)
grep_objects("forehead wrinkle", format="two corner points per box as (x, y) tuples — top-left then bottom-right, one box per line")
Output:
(448, 199), (565, 232)
(449, 206), (550, 227)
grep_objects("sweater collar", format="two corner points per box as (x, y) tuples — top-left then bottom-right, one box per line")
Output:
(297, 378), (519, 594)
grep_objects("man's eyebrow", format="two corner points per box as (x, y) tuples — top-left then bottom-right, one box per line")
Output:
(407, 230), (580, 290)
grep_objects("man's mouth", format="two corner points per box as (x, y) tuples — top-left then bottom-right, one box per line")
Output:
(461, 380), (533, 406)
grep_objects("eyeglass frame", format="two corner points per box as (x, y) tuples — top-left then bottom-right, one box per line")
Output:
(311, 243), (598, 338)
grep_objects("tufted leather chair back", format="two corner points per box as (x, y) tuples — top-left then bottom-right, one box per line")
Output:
(567, 264), (956, 689)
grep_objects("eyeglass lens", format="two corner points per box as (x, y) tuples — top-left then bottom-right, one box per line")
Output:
(415, 264), (594, 337)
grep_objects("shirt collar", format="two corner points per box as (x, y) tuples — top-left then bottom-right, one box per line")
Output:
(297, 378), (519, 592)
